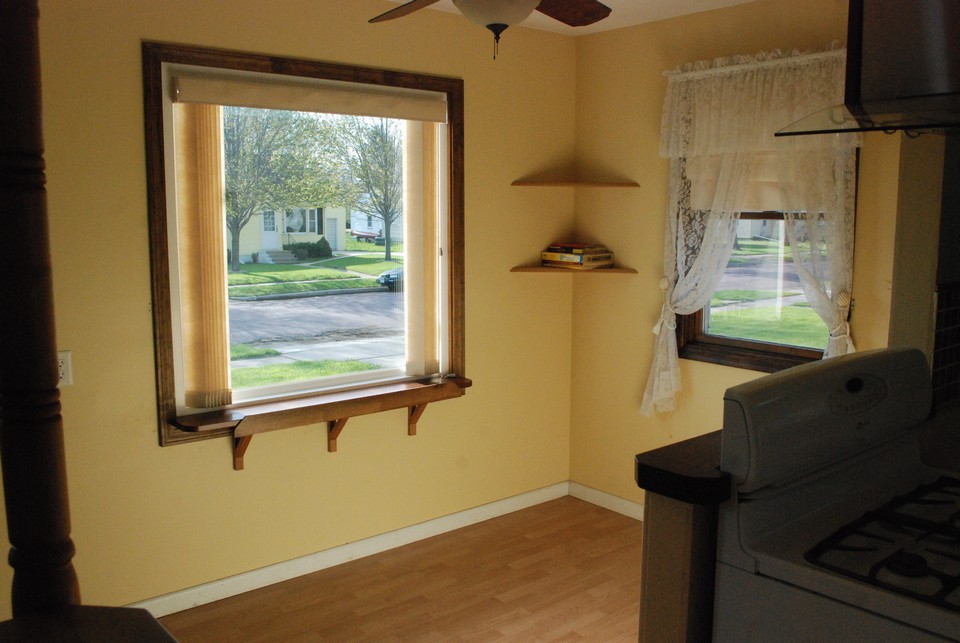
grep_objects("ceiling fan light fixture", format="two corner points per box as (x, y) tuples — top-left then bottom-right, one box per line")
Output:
(452, 0), (540, 56)
(452, 0), (540, 28)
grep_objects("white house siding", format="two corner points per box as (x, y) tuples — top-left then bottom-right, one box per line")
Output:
(235, 206), (348, 262)
(349, 210), (404, 241)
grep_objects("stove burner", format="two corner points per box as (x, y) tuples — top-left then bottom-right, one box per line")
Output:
(806, 476), (960, 612)
(885, 551), (930, 578)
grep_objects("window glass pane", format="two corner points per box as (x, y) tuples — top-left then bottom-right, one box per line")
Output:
(705, 218), (828, 351)
(262, 211), (276, 232)
(218, 107), (414, 398)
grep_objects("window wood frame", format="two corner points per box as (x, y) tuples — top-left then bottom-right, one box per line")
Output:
(675, 212), (824, 373)
(142, 41), (467, 446)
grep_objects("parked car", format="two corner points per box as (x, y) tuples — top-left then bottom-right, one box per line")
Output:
(377, 267), (403, 292)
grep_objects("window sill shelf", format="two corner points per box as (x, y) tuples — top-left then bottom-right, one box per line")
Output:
(172, 376), (471, 469)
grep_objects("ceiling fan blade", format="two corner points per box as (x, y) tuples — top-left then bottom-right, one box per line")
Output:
(369, 0), (443, 23)
(535, 0), (611, 27)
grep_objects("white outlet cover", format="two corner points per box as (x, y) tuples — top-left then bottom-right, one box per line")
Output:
(57, 350), (73, 386)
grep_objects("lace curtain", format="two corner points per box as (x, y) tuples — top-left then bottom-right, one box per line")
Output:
(641, 47), (860, 415)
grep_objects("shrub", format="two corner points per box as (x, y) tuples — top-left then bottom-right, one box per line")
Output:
(284, 238), (333, 260)
(316, 236), (333, 258)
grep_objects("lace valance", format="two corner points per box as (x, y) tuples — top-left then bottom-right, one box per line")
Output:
(659, 47), (859, 158)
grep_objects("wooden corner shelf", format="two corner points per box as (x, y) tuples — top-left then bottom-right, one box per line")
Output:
(511, 265), (637, 274)
(511, 179), (640, 188)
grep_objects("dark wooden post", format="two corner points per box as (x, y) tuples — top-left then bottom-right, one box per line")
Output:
(0, 0), (82, 614)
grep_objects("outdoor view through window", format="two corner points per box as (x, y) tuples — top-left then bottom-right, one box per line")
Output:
(221, 108), (412, 400)
(706, 216), (828, 351)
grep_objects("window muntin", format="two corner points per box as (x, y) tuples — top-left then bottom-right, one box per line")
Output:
(143, 42), (466, 445)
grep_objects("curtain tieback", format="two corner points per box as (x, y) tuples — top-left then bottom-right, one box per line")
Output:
(652, 277), (677, 335)
(830, 291), (852, 339)
(829, 320), (850, 339)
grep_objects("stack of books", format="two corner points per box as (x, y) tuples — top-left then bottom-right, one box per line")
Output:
(540, 242), (614, 270)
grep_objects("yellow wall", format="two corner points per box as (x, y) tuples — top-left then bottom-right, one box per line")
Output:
(16, 0), (578, 616)
(568, 0), (901, 501)
(0, 0), (909, 618)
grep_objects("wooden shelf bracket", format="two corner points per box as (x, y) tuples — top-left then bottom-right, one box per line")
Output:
(408, 403), (428, 436)
(327, 418), (349, 452)
(233, 435), (253, 471)
(233, 407), (428, 465)
(220, 377), (470, 468)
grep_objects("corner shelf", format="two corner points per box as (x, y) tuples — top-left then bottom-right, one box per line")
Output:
(511, 265), (637, 274)
(511, 179), (640, 188)
(510, 172), (639, 274)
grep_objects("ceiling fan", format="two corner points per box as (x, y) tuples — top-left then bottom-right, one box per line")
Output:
(369, 0), (613, 56)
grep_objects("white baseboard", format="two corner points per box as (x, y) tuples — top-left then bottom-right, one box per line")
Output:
(569, 482), (645, 521)
(131, 482), (643, 618)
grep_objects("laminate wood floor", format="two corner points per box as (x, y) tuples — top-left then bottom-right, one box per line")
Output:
(160, 496), (643, 642)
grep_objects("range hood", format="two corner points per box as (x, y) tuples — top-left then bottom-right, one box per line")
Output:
(777, 0), (960, 137)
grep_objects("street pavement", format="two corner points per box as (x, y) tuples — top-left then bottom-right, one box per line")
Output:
(228, 290), (404, 369)
(712, 255), (806, 310)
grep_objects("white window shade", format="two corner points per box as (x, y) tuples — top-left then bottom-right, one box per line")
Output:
(688, 152), (784, 213)
(171, 70), (448, 123)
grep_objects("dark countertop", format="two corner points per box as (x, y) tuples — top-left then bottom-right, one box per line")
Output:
(635, 430), (731, 505)
(0, 606), (175, 642)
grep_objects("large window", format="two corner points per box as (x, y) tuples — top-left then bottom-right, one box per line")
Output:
(143, 43), (467, 446)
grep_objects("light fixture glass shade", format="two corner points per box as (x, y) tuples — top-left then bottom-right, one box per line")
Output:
(452, 0), (540, 27)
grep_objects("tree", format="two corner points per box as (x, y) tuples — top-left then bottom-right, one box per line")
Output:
(222, 107), (355, 272)
(338, 117), (404, 261)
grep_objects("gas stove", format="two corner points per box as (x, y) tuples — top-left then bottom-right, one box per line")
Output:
(712, 349), (960, 642)
(805, 476), (960, 614)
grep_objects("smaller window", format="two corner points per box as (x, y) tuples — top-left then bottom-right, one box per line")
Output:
(262, 211), (276, 232)
(284, 208), (306, 233)
(308, 208), (322, 234)
(677, 212), (826, 372)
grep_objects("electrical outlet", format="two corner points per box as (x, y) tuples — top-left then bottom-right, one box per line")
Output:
(57, 350), (73, 386)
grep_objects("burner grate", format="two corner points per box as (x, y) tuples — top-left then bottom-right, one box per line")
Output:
(805, 476), (960, 612)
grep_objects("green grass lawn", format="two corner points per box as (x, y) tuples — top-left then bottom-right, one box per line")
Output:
(727, 235), (819, 264)
(227, 264), (353, 285)
(231, 359), (382, 388)
(230, 278), (376, 297)
(711, 289), (803, 307)
(344, 237), (404, 253)
(227, 254), (402, 296)
(318, 256), (402, 276)
(732, 238), (781, 255)
(708, 304), (827, 350)
(231, 344), (280, 360)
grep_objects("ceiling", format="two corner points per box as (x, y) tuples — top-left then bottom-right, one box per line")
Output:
(384, 0), (757, 36)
